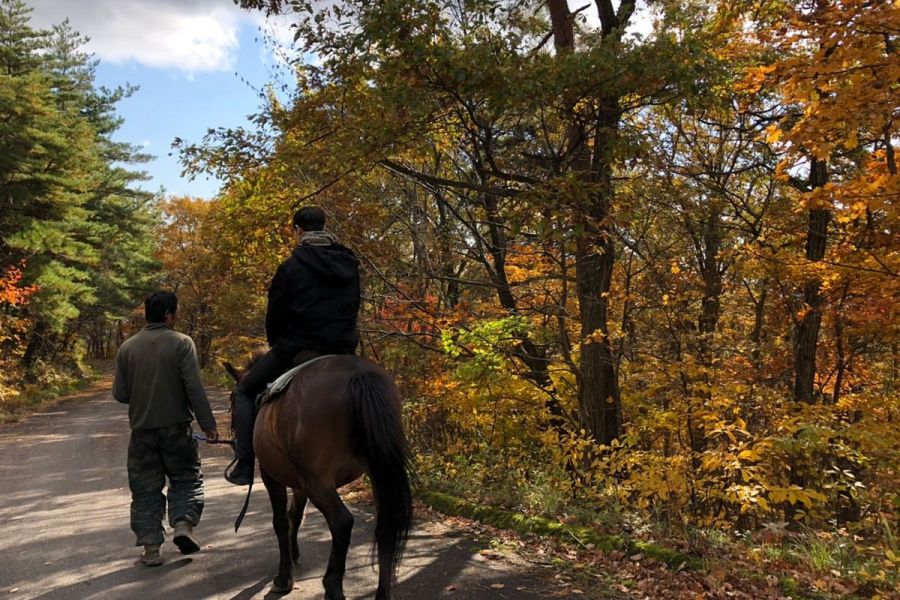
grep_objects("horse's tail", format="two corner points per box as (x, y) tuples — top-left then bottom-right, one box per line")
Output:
(346, 369), (412, 577)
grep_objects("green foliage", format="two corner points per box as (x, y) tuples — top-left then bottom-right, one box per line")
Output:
(0, 0), (158, 383)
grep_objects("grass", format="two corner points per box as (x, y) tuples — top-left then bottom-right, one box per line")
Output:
(418, 488), (900, 599)
(419, 489), (701, 570)
(0, 363), (103, 423)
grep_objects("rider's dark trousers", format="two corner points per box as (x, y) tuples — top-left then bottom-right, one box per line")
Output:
(128, 423), (204, 546)
(232, 350), (321, 462)
(237, 350), (295, 400)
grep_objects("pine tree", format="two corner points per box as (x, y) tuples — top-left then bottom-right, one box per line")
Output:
(0, 1), (159, 369)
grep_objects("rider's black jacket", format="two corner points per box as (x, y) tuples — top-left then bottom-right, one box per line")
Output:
(265, 242), (361, 358)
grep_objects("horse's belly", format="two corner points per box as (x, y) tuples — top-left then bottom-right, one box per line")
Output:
(257, 453), (306, 489)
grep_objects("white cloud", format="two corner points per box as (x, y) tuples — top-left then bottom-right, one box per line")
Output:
(27, 0), (257, 73)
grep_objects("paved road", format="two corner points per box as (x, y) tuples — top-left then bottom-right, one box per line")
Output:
(0, 373), (578, 599)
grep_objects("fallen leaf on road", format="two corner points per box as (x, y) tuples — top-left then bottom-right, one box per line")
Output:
(489, 583), (506, 589)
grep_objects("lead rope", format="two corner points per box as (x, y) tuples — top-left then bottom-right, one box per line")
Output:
(198, 433), (252, 532)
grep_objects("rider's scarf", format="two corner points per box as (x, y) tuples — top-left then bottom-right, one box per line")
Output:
(300, 230), (337, 246)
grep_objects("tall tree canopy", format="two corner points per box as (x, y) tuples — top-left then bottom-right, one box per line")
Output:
(0, 0), (158, 390)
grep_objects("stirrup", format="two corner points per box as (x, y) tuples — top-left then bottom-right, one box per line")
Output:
(224, 457), (254, 486)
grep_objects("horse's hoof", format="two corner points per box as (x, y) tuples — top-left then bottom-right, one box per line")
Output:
(270, 578), (294, 594)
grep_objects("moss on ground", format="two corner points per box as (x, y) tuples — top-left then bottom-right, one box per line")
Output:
(419, 490), (701, 570)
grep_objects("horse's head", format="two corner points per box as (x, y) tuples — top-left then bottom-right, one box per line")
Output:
(222, 361), (243, 384)
(222, 347), (268, 385)
(222, 348), (265, 424)
(221, 361), (243, 428)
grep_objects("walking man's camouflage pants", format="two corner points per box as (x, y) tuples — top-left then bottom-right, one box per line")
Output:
(127, 423), (204, 546)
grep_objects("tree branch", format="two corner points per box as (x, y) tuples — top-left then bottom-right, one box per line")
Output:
(596, 0), (618, 35)
(378, 159), (520, 197)
(617, 0), (637, 29)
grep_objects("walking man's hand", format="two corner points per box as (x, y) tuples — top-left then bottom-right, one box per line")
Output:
(204, 428), (219, 442)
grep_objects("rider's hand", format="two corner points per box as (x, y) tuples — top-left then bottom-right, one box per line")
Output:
(204, 428), (219, 442)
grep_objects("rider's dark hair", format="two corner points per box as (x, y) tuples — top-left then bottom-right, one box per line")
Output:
(293, 206), (326, 231)
(145, 291), (178, 323)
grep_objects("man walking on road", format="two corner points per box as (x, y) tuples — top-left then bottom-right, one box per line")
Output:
(113, 291), (219, 566)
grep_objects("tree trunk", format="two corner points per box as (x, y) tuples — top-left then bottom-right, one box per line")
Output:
(576, 222), (622, 444)
(548, 0), (623, 445)
(481, 193), (559, 405)
(793, 158), (829, 403)
(435, 195), (460, 308)
(22, 319), (49, 380)
(750, 282), (768, 372)
(689, 208), (724, 453)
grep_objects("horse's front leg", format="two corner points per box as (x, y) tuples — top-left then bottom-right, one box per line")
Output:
(289, 489), (308, 565)
(261, 469), (294, 594)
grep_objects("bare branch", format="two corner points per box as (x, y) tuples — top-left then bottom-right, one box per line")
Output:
(378, 159), (520, 197)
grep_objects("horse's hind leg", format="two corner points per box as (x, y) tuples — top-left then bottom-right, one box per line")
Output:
(307, 485), (354, 600)
(261, 469), (294, 594)
(289, 489), (307, 565)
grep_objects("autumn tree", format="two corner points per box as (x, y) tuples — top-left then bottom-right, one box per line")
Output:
(155, 196), (264, 368)
(168, 3), (900, 568)
(740, 0), (899, 403)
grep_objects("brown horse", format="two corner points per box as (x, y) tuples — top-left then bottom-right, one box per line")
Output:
(224, 354), (412, 600)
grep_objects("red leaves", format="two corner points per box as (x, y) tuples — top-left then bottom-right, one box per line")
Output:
(0, 261), (37, 307)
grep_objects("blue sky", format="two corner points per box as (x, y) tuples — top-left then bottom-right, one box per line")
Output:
(28, 0), (294, 198)
(92, 28), (279, 198)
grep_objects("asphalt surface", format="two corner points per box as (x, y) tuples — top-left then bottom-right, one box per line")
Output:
(0, 372), (579, 599)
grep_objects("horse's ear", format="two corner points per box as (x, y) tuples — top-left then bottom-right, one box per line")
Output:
(223, 361), (240, 382)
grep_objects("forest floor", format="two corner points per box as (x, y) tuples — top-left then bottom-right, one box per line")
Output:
(0, 373), (893, 599)
(0, 373), (604, 600)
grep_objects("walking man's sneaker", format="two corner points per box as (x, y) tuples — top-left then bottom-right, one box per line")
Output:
(173, 520), (201, 555)
(140, 544), (163, 566)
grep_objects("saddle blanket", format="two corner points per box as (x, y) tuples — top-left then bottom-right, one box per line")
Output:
(260, 354), (336, 405)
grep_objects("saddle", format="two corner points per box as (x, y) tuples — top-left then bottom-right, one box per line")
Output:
(256, 354), (336, 407)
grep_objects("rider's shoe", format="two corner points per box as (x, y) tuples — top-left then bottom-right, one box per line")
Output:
(225, 458), (254, 486)
(140, 544), (163, 566)
(173, 520), (201, 555)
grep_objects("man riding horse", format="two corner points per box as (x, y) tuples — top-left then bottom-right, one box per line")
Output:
(226, 206), (361, 486)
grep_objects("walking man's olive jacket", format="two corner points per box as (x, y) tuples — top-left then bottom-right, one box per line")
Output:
(113, 323), (216, 432)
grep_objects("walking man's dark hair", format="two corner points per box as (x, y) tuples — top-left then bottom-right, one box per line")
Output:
(293, 206), (326, 231)
(145, 291), (178, 323)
